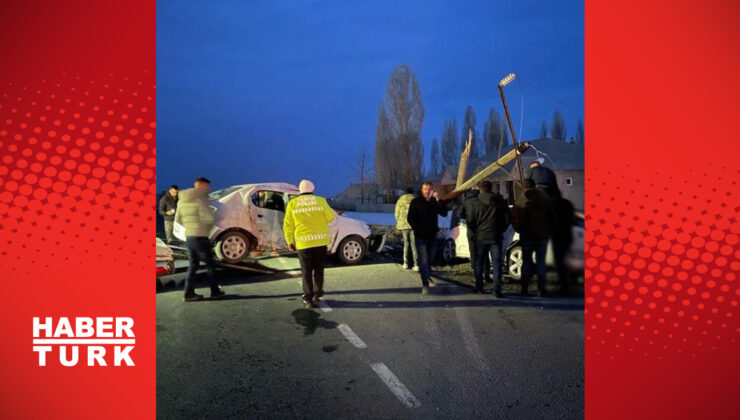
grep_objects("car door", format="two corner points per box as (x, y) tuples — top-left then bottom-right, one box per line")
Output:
(249, 190), (288, 250)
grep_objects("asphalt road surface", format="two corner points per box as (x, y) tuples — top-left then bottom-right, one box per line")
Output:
(157, 257), (584, 419)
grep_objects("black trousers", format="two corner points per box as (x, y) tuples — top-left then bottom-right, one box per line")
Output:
(184, 236), (219, 295)
(298, 246), (327, 300)
(553, 236), (573, 291)
(467, 234), (491, 281)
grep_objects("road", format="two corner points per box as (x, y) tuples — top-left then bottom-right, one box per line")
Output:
(156, 257), (584, 419)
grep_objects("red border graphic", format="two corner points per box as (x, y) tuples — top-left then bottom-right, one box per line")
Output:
(0, 1), (738, 419)
(587, 0), (740, 418)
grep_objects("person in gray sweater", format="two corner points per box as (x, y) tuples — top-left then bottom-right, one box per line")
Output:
(174, 177), (225, 302)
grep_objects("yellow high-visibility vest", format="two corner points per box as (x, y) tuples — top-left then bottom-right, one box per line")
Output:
(283, 194), (336, 250)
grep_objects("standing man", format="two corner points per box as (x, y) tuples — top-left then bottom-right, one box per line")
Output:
(465, 180), (509, 297)
(159, 184), (179, 244)
(175, 177), (224, 302)
(407, 182), (448, 295)
(511, 178), (556, 297)
(395, 187), (418, 271)
(457, 187), (490, 282)
(528, 160), (558, 196)
(551, 189), (575, 294)
(284, 179), (335, 308)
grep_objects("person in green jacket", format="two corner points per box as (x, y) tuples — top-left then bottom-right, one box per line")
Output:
(175, 176), (225, 302)
(394, 187), (418, 271)
(283, 179), (336, 308)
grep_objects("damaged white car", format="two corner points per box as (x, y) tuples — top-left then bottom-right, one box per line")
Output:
(173, 182), (382, 265)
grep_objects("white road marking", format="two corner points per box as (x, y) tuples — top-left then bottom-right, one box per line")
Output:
(370, 362), (422, 408)
(423, 308), (442, 350)
(319, 301), (333, 312)
(337, 324), (367, 348)
(454, 307), (490, 372)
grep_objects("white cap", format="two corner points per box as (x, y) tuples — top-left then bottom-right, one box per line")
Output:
(299, 179), (315, 194)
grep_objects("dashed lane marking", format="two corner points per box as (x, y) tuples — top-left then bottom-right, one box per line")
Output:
(338, 323), (367, 349)
(454, 307), (490, 372)
(370, 362), (422, 409)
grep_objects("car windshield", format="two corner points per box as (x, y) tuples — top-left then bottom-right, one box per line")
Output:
(209, 186), (242, 200)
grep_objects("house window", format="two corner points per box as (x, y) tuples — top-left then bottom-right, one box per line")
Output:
(506, 181), (515, 204)
(493, 182), (500, 194)
(566, 177), (573, 187)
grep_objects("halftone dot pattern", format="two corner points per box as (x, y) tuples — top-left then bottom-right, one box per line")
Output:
(586, 165), (739, 359)
(0, 72), (156, 282)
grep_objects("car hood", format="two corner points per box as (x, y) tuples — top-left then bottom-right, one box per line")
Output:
(334, 214), (371, 237)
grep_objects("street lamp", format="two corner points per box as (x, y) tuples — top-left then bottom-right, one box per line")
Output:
(497, 73), (525, 185)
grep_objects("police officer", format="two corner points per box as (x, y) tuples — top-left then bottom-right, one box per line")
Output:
(284, 179), (336, 308)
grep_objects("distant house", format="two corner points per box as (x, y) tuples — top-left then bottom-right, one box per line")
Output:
(332, 182), (387, 211)
(425, 138), (584, 210)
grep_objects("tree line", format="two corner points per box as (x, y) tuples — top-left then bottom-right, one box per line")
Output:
(371, 65), (584, 194)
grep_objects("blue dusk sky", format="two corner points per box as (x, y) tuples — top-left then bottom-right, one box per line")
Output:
(157, 0), (584, 196)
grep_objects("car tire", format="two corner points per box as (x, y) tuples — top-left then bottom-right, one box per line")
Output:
(507, 245), (523, 281)
(214, 231), (250, 264)
(336, 235), (366, 265)
(442, 238), (456, 263)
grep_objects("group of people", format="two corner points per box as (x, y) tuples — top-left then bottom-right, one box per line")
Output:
(165, 177), (334, 306)
(514, 160), (575, 296)
(167, 161), (574, 305)
(394, 160), (576, 298)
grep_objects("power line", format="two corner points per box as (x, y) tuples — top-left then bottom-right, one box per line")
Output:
(517, 77), (582, 113)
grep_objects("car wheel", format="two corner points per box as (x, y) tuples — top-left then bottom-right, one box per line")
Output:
(507, 245), (523, 280)
(215, 231), (250, 263)
(442, 238), (456, 263)
(337, 235), (366, 265)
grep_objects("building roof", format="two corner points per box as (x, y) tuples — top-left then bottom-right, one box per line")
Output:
(334, 182), (382, 199)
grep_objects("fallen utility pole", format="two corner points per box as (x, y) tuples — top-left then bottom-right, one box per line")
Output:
(456, 129), (473, 189)
(442, 141), (531, 201)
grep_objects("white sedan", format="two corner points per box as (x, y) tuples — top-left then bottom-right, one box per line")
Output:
(442, 215), (585, 280)
(174, 182), (380, 265)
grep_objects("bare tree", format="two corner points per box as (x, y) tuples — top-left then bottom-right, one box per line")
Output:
(539, 121), (549, 139)
(353, 146), (373, 204)
(375, 105), (393, 199)
(576, 119), (584, 144)
(441, 117), (458, 168)
(430, 138), (441, 176)
(374, 65), (425, 196)
(483, 108), (508, 156)
(551, 110), (567, 141)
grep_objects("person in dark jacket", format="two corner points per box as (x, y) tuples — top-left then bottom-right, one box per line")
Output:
(407, 182), (448, 295)
(551, 189), (575, 293)
(456, 188), (490, 281)
(158, 185), (179, 244)
(465, 180), (510, 296)
(528, 161), (558, 196)
(512, 178), (556, 297)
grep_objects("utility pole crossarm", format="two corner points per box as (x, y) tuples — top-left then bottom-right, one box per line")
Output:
(442, 142), (531, 201)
